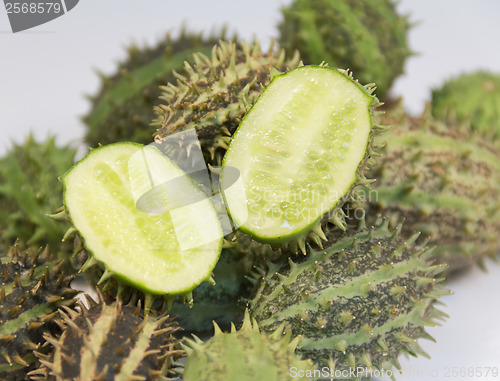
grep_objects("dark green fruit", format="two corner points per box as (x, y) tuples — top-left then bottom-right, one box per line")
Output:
(431, 71), (500, 138)
(170, 235), (279, 332)
(84, 28), (227, 147)
(278, 0), (411, 98)
(0, 135), (76, 250)
(250, 219), (450, 376)
(29, 299), (183, 380)
(0, 243), (79, 380)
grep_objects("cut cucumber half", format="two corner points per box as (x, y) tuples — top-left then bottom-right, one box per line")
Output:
(221, 65), (377, 243)
(62, 142), (223, 295)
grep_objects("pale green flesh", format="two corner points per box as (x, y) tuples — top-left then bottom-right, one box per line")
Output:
(63, 143), (222, 294)
(222, 66), (373, 242)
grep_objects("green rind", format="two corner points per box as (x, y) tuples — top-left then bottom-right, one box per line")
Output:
(30, 300), (182, 380)
(84, 30), (224, 147)
(182, 311), (316, 381)
(170, 235), (280, 332)
(278, 0), (411, 98)
(361, 102), (500, 271)
(431, 71), (500, 138)
(249, 219), (449, 374)
(0, 244), (78, 378)
(0, 135), (76, 250)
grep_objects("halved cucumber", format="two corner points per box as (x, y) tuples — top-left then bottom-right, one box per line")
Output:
(221, 65), (377, 244)
(62, 142), (222, 295)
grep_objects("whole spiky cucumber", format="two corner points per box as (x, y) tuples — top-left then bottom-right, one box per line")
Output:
(431, 71), (500, 138)
(182, 310), (316, 381)
(362, 102), (500, 271)
(0, 243), (78, 380)
(30, 299), (183, 380)
(0, 135), (75, 250)
(83, 28), (226, 147)
(152, 39), (301, 165)
(278, 0), (411, 98)
(249, 219), (450, 376)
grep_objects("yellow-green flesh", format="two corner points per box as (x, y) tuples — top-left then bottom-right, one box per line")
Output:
(62, 143), (222, 294)
(222, 66), (373, 242)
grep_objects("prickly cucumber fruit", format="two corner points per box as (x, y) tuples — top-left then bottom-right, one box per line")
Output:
(182, 310), (316, 381)
(278, 0), (411, 98)
(249, 219), (450, 376)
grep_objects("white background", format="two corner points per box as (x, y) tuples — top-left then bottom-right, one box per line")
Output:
(1, 1), (500, 380)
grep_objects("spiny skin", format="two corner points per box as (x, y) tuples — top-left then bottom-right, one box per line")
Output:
(63, 221), (233, 320)
(152, 39), (301, 165)
(431, 71), (500, 139)
(0, 243), (79, 380)
(71, 228), (277, 329)
(56, 211), (221, 318)
(361, 101), (500, 272)
(84, 28), (227, 147)
(249, 219), (450, 378)
(0, 135), (76, 250)
(278, 0), (411, 98)
(170, 235), (279, 332)
(182, 310), (316, 381)
(61, 214), (202, 317)
(30, 300), (184, 381)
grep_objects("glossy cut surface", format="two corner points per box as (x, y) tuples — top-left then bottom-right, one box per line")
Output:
(222, 66), (374, 243)
(63, 143), (222, 294)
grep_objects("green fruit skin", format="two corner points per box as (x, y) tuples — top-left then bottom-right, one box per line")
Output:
(0, 244), (78, 380)
(361, 101), (500, 272)
(278, 0), (411, 99)
(0, 135), (76, 251)
(152, 39), (301, 166)
(84, 29), (226, 147)
(30, 301), (182, 380)
(431, 71), (500, 139)
(249, 219), (450, 375)
(183, 311), (316, 381)
(170, 234), (279, 332)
